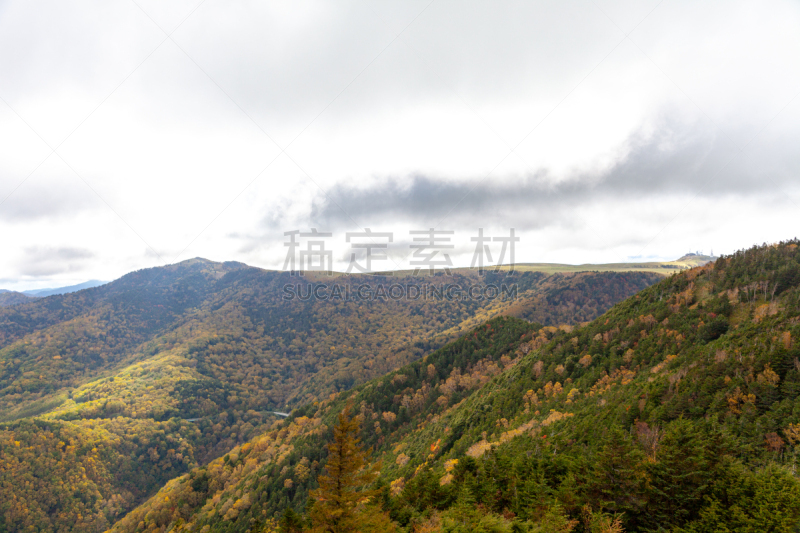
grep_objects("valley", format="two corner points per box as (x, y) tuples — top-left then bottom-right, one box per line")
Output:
(0, 259), (660, 532)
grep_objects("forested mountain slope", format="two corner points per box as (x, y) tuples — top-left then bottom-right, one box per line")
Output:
(0, 291), (33, 307)
(109, 241), (800, 533)
(0, 259), (658, 533)
(0, 264), (658, 423)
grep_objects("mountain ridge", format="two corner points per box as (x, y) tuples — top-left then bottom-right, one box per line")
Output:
(21, 279), (109, 298)
(0, 251), (710, 302)
(0, 290), (33, 307)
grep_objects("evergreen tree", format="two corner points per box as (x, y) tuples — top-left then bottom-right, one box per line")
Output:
(588, 427), (646, 522)
(310, 403), (395, 533)
(641, 419), (722, 530)
(279, 507), (305, 533)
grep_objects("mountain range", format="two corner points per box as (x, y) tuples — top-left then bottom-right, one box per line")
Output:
(20, 280), (109, 298)
(105, 240), (800, 533)
(0, 258), (662, 532)
(0, 281), (109, 308)
(0, 254), (716, 310)
(2, 244), (797, 532)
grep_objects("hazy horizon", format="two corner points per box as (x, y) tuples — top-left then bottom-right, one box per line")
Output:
(0, 249), (723, 293)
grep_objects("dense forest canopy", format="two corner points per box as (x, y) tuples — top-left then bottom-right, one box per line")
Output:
(106, 241), (800, 532)
(0, 259), (659, 533)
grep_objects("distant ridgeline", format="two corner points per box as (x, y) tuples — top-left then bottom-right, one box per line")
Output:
(107, 241), (800, 533)
(0, 291), (33, 307)
(0, 258), (659, 533)
(0, 281), (108, 308)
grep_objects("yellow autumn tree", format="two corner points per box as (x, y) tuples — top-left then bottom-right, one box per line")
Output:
(310, 404), (396, 533)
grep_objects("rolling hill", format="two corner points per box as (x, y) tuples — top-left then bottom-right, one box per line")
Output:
(491, 252), (717, 276)
(0, 290), (33, 307)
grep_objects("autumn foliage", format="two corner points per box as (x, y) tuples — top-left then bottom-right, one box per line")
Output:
(309, 404), (394, 533)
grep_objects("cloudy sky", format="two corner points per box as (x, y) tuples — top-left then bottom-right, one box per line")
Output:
(1, 0), (799, 290)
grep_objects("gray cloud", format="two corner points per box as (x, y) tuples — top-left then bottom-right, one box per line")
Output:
(16, 246), (95, 276)
(0, 172), (99, 222)
(170, 1), (624, 127)
(308, 119), (800, 231)
(2, 0), (800, 280)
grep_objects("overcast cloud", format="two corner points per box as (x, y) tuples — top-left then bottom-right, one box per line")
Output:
(308, 117), (799, 229)
(1, 0), (799, 289)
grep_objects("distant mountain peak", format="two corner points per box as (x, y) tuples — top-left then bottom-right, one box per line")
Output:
(676, 252), (717, 263)
(21, 280), (108, 298)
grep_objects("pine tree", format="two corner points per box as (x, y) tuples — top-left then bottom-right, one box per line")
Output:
(310, 403), (395, 533)
(279, 507), (305, 533)
(588, 426), (646, 521)
(641, 419), (720, 530)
